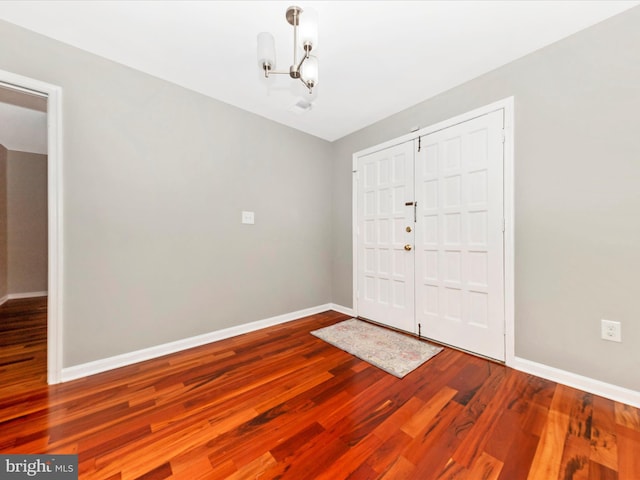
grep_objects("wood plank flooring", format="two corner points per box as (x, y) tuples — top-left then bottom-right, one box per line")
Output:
(0, 297), (48, 396)
(1, 299), (639, 479)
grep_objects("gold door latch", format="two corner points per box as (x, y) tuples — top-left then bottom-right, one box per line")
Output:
(404, 244), (412, 251)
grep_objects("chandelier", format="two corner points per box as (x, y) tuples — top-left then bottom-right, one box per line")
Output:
(257, 6), (319, 94)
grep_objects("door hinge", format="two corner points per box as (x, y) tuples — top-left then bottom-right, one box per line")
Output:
(502, 218), (506, 232)
(418, 323), (422, 338)
(501, 129), (506, 144)
(417, 136), (422, 152)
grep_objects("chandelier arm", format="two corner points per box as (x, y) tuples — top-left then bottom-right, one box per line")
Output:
(296, 55), (307, 75)
(299, 77), (314, 94)
(262, 63), (291, 78)
(296, 52), (309, 73)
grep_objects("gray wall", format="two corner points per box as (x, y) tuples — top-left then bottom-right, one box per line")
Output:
(0, 144), (7, 300)
(0, 20), (333, 367)
(332, 7), (640, 391)
(7, 150), (48, 294)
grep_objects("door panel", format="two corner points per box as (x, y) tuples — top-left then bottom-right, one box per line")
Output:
(357, 142), (415, 333)
(355, 110), (505, 360)
(414, 111), (505, 360)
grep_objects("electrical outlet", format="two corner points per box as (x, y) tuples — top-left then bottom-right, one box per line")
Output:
(601, 319), (622, 343)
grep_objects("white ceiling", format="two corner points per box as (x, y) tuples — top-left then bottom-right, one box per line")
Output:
(0, 102), (47, 154)
(0, 1), (638, 142)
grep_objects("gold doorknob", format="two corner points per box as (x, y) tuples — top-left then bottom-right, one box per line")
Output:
(404, 244), (412, 251)
(406, 226), (412, 233)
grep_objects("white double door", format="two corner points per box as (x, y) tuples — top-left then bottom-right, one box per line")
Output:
(356, 110), (505, 361)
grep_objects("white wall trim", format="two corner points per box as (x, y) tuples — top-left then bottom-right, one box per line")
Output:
(330, 303), (355, 317)
(512, 356), (640, 409)
(0, 70), (63, 385)
(353, 97), (516, 159)
(502, 97), (516, 366)
(351, 154), (359, 321)
(6, 291), (48, 300)
(61, 303), (335, 382)
(352, 97), (515, 363)
(49, 298), (640, 408)
(1, 292), (48, 306)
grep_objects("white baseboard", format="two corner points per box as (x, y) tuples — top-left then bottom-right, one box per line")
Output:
(8, 291), (48, 300)
(330, 303), (355, 317)
(56, 303), (640, 409)
(61, 303), (335, 382)
(511, 356), (640, 409)
(0, 291), (48, 306)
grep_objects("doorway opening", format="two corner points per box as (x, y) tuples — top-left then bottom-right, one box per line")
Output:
(0, 69), (63, 384)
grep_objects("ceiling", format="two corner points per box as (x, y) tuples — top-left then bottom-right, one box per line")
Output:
(0, 102), (47, 154)
(0, 85), (47, 155)
(0, 1), (638, 142)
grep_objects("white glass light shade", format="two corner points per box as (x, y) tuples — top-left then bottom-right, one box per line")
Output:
(298, 8), (318, 49)
(257, 32), (276, 68)
(301, 55), (319, 86)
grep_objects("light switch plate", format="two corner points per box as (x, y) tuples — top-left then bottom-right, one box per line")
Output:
(241, 211), (255, 225)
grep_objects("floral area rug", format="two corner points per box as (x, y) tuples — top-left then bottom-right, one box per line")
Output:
(311, 318), (443, 378)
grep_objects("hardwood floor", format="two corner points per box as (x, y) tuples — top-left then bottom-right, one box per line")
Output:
(0, 297), (48, 396)
(1, 302), (639, 479)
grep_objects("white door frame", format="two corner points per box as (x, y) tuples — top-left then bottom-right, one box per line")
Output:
(353, 97), (515, 365)
(0, 69), (64, 384)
